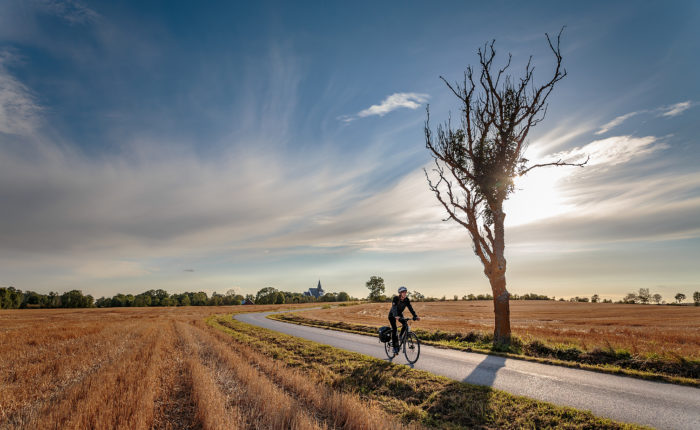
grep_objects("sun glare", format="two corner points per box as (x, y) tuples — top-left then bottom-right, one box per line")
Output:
(504, 168), (575, 227)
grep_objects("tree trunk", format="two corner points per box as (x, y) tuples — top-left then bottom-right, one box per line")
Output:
(489, 206), (511, 346)
(489, 273), (511, 345)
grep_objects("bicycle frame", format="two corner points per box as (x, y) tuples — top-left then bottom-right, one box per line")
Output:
(397, 318), (411, 349)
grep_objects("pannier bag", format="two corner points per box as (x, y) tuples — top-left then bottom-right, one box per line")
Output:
(378, 326), (392, 343)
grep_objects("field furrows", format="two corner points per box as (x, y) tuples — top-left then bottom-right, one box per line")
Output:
(203, 322), (413, 430)
(1, 323), (150, 427)
(1, 305), (344, 430)
(174, 322), (238, 430)
(151, 322), (199, 430)
(23, 323), (165, 429)
(178, 321), (324, 429)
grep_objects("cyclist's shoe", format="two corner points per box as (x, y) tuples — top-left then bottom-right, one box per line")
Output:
(393, 347), (400, 356)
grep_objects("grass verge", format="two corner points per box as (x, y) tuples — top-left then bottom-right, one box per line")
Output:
(209, 313), (648, 429)
(269, 312), (699, 387)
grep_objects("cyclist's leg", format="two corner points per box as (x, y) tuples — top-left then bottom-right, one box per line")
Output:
(388, 316), (398, 346)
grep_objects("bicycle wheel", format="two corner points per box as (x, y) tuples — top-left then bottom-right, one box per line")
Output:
(404, 332), (420, 364)
(384, 340), (395, 359)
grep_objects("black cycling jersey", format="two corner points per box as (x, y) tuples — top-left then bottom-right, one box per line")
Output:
(388, 295), (417, 320)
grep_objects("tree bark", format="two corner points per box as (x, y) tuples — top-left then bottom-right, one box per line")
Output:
(489, 207), (511, 345)
(489, 273), (511, 345)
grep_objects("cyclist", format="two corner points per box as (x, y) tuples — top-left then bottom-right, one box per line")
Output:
(388, 286), (420, 356)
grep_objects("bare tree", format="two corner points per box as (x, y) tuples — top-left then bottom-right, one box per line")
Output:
(424, 28), (587, 345)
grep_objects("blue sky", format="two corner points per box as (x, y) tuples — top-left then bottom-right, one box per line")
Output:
(1, 0), (698, 301)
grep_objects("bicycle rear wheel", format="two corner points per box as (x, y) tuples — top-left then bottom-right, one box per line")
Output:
(404, 332), (420, 364)
(384, 340), (395, 359)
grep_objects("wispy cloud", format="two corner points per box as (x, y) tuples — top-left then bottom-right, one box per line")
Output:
(340, 92), (428, 122)
(35, 0), (99, 25)
(0, 52), (43, 137)
(551, 135), (665, 167)
(595, 100), (695, 135)
(595, 111), (642, 135)
(659, 100), (693, 117)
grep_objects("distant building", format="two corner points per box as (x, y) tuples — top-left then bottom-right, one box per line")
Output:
(304, 280), (325, 299)
(241, 298), (255, 305)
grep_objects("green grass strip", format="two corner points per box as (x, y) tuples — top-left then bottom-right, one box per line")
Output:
(208, 313), (648, 430)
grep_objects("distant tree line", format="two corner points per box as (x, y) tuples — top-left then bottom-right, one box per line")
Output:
(4, 282), (697, 309)
(615, 288), (700, 306)
(1, 287), (95, 309)
(0, 285), (356, 309)
(94, 289), (245, 307)
(553, 288), (700, 305)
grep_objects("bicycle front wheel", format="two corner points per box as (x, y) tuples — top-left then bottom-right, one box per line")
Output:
(404, 332), (420, 364)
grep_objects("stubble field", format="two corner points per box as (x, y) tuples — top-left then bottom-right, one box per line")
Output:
(0, 304), (652, 429)
(0, 305), (413, 430)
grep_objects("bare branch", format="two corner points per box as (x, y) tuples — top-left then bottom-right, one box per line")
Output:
(519, 156), (589, 176)
(439, 75), (466, 103)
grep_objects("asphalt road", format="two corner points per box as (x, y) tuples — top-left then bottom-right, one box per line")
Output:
(236, 311), (700, 430)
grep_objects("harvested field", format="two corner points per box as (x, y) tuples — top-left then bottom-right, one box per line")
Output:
(0, 305), (355, 429)
(0, 305), (643, 429)
(300, 301), (700, 360)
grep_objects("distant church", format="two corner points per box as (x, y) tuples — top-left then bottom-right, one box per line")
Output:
(304, 280), (325, 298)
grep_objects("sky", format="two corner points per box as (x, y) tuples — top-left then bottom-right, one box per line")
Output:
(1, 0), (699, 301)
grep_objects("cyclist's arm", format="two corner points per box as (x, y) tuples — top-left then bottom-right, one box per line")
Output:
(405, 299), (418, 320)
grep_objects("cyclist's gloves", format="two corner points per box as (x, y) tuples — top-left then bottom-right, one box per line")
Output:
(413, 316), (418, 321)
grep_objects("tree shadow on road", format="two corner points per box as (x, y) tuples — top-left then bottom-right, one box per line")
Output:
(463, 354), (507, 387)
(419, 354), (507, 427)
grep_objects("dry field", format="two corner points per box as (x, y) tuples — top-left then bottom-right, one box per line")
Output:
(303, 301), (700, 359)
(0, 305), (410, 430)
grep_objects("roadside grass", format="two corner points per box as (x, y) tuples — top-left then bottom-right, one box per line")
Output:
(209, 313), (647, 430)
(269, 312), (699, 387)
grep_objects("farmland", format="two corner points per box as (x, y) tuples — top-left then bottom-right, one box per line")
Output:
(1, 305), (644, 429)
(296, 301), (700, 360)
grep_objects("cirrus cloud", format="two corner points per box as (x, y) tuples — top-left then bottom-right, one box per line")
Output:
(551, 135), (666, 167)
(659, 100), (693, 117)
(595, 111), (643, 135)
(340, 92), (429, 122)
(595, 100), (695, 135)
(0, 52), (43, 137)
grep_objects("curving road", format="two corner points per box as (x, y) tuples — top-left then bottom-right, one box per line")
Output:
(236, 311), (700, 430)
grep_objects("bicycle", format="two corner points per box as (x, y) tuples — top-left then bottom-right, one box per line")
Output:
(383, 317), (420, 364)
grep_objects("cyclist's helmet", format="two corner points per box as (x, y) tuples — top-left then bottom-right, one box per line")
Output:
(398, 286), (408, 293)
